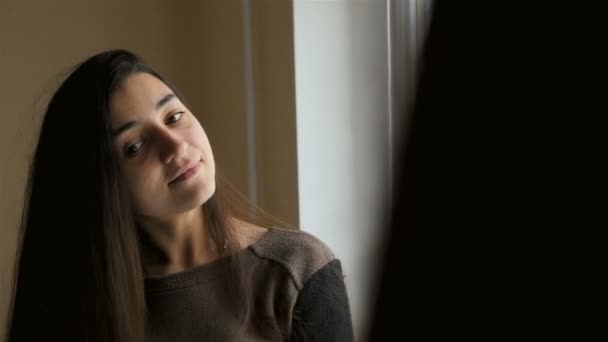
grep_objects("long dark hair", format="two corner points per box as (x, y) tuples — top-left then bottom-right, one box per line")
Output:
(6, 49), (288, 342)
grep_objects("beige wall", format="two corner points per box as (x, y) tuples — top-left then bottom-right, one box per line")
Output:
(173, 0), (251, 195)
(251, 1), (299, 226)
(0, 0), (297, 335)
(167, 0), (299, 226)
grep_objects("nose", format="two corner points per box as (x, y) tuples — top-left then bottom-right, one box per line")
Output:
(157, 128), (188, 164)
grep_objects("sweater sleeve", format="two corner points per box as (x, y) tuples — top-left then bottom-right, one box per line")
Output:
(289, 259), (354, 342)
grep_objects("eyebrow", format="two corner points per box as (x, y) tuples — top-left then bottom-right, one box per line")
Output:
(156, 93), (176, 110)
(112, 93), (177, 138)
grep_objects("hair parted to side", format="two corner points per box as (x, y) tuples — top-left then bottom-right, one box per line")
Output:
(6, 49), (293, 342)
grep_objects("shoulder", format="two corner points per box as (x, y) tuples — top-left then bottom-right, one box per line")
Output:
(249, 228), (336, 290)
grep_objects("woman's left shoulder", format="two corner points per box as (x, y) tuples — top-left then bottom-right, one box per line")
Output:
(250, 228), (337, 289)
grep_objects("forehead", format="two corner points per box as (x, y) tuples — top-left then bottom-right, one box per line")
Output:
(110, 73), (173, 120)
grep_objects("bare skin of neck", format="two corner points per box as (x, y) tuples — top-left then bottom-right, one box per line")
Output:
(137, 207), (267, 277)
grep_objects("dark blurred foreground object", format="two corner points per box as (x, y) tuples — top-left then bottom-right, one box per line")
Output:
(369, 1), (604, 339)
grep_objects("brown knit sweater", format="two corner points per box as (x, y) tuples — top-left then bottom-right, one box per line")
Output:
(143, 228), (353, 341)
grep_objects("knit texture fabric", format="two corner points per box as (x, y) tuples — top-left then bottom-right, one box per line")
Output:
(144, 228), (353, 341)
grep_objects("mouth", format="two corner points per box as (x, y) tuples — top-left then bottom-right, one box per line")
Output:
(168, 161), (202, 185)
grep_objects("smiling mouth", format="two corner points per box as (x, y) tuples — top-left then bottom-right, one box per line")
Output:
(169, 162), (201, 185)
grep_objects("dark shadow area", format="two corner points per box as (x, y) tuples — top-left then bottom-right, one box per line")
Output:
(370, 1), (603, 339)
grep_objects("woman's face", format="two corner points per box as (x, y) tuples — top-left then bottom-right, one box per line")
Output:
(110, 72), (216, 219)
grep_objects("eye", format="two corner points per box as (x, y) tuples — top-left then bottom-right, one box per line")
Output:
(166, 111), (185, 125)
(125, 141), (144, 157)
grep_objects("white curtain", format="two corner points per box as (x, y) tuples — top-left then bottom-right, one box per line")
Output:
(387, 0), (433, 199)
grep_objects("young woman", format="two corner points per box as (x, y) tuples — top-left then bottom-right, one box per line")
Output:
(6, 49), (353, 342)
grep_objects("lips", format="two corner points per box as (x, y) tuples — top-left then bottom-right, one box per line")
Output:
(168, 161), (201, 185)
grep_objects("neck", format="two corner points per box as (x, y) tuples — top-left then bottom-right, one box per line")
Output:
(137, 206), (219, 275)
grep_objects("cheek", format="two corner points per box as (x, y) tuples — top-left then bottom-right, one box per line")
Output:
(121, 163), (159, 200)
(189, 126), (213, 157)
(196, 129), (213, 156)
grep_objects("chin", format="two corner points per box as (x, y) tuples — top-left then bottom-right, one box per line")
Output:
(175, 180), (216, 212)
(135, 178), (217, 217)
(197, 182), (217, 206)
